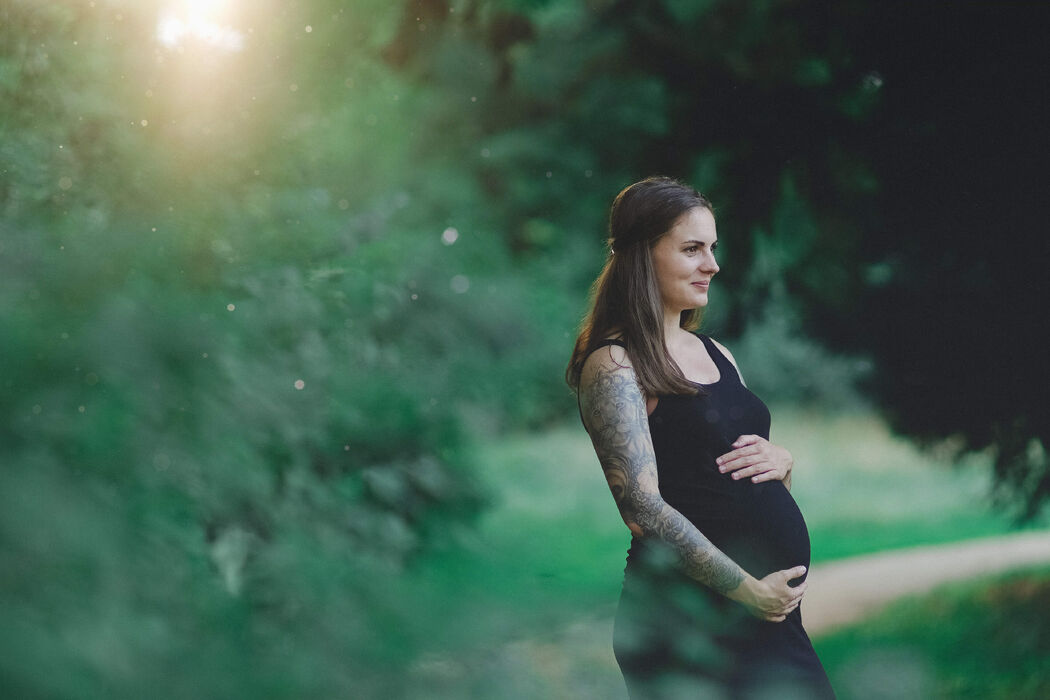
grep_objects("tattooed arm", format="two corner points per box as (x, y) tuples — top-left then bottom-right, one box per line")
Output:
(580, 346), (807, 620)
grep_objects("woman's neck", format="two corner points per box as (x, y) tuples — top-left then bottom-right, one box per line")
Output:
(662, 308), (685, 346)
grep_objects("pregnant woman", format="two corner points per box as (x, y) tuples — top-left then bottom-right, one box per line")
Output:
(567, 177), (834, 698)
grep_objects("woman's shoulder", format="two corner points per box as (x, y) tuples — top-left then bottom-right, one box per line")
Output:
(580, 337), (634, 383)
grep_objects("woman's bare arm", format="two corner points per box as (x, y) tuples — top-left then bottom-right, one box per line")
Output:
(580, 354), (748, 593)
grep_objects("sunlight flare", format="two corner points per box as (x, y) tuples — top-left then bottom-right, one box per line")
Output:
(156, 0), (244, 51)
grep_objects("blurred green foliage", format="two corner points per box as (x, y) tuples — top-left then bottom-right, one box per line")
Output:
(0, 2), (489, 696)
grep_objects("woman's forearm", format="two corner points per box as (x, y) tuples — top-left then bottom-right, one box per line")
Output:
(624, 490), (746, 594)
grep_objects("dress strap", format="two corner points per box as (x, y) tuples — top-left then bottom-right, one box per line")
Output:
(579, 337), (625, 367)
(695, 333), (742, 385)
(585, 337), (627, 360)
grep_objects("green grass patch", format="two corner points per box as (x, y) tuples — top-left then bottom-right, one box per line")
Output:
(764, 407), (1045, 562)
(815, 566), (1050, 699)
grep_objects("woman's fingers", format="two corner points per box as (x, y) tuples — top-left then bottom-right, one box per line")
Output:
(718, 453), (767, 474)
(719, 435), (792, 483)
(773, 568), (807, 602)
(717, 438), (775, 476)
(749, 566), (809, 622)
(732, 434), (761, 448)
(748, 469), (780, 483)
(782, 569), (808, 593)
(718, 441), (763, 463)
(728, 463), (774, 480)
(767, 584), (806, 621)
(780, 588), (805, 610)
(765, 599), (800, 621)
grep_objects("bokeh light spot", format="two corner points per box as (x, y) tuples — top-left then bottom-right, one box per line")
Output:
(450, 275), (469, 294)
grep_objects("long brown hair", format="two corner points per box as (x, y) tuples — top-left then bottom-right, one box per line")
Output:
(566, 176), (713, 397)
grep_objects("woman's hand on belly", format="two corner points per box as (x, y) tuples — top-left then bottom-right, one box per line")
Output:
(725, 565), (808, 622)
(716, 434), (793, 489)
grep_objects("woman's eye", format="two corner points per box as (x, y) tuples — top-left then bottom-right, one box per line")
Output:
(685, 246), (698, 254)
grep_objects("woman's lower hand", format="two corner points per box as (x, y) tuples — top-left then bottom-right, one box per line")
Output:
(716, 435), (793, 484)
(730, 566), (808, 622)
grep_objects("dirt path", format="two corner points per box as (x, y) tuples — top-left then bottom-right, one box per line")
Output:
(804, 530), (1050, 636)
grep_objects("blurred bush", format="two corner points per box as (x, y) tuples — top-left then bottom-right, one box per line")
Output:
(0, 2), (525, 696)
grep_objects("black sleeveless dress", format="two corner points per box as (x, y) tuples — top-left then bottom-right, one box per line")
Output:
(591, 334), (834, 699)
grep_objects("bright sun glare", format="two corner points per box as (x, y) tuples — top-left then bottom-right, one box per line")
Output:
(157, 0), (244, 51)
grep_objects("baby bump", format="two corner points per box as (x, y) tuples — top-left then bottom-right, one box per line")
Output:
(750, 481), (812, 577)
(674, 482), (811, 581)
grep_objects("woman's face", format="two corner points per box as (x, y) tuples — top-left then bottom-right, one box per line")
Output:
(651, 207), (719, 313)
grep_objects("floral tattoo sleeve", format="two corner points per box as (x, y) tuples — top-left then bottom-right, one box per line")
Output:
(580, 359), (745, 595)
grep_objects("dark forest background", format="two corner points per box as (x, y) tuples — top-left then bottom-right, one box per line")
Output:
(2, 0), (1048, 697)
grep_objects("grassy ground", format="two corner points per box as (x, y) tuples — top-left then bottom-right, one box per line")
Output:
(400, 408), (1045, 697)
(815, 566), (1050, 699)
(770, 408), (1036, 562)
